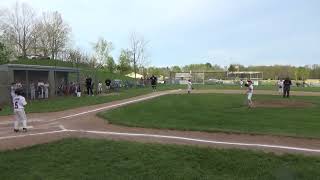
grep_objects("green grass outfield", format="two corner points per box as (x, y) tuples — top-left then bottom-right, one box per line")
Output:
(101, 93), (320, 138)
(1, 84), (319, 116)
(192, 84), (320, 92)
(0, 85), (179, 116)
(0, 138), (319, 180)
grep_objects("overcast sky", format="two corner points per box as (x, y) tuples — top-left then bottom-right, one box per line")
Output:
(1, 0), (320, 67)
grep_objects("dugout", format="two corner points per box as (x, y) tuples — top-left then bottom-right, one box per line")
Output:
(0, 64), (79, 104)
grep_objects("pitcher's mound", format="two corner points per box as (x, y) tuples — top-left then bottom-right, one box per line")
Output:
(254, 100), (314, 108)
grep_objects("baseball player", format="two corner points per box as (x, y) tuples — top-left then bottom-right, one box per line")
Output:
(277, 79), (283, 94)
(240, 79), (244, 88)
(187, 79), (192, 94)
(12, 89), (28, 132)
(246, 80), (254, 108)
(44, 82), (49, 99)
(38, 81), (45, 99)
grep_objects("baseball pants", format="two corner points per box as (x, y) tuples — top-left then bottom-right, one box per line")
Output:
(14, 110), (27, 129)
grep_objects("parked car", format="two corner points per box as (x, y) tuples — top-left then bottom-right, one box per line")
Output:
(26, 55), (50, 60)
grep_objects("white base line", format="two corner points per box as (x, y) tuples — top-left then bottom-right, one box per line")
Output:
(50, 90), (180, 122)
(0, 130), (67, 140)
(0, 90), (180, 126)
(1, 128), (320, 153)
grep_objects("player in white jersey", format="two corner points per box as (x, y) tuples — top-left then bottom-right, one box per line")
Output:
(240, 79), (244, 88)
(277, 79), (283, 94)
(44, 82), (49, 99)
(246, 80), (254, 108)
(187, 79), (192, 94)
(98, 82), (103, 94)
(12, 89), (28, 132)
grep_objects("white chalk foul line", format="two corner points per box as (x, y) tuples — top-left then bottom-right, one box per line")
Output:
(1, 128), (320, 153)
(0, 130), (67, 140)
(0, 90), (180, 126)
(71, 129), (320, 153)
(50, 90), (179, 122)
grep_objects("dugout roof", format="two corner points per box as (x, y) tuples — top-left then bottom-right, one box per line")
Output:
(0, 64), (79, 72)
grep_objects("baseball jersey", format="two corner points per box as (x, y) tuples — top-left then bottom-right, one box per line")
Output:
(13, 95), (27, 111)
(187, 82), (192, 89)
(248, 84), (254, 93)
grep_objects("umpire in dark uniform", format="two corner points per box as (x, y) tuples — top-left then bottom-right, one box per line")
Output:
(283, 77), (292, 98)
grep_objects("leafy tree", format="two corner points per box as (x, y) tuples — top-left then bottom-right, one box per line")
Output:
(117, 49), (132, 74)
(148, 67), (162, 77)
(93, 37), (114, 66)
(171, 66), (182, 72)
(205, 62), (212, 68)
(228, 64), (237, 72)
(106, 56), (116, 73)
(0, 42), (10, 64)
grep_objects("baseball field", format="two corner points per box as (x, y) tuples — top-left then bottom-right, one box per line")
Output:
(1, 87), (320, 179)
(1, 138), (320, 180)
(100, 93), (320, 138)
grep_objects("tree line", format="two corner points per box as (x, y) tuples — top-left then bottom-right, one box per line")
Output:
(1, 2), (319, 80)
(146, 63), (320, 80)
(228, 64), (320, 80)
(0, 2), (148, 78)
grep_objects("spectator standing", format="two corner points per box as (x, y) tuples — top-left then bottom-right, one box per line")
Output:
(85, 77), (93, 96)
(30, 81), (36, 100)
(150, 75), (157, 92)
(76, 83), (82, 97)
(98, 81), (103, 94)
(105, 79), (111, 93)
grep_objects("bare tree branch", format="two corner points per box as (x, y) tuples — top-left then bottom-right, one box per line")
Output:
(129, 32), (149, 79)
